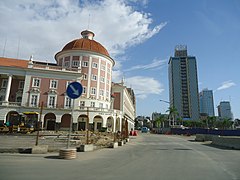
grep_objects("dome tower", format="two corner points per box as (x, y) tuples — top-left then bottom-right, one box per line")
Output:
(55, 30), (115, 111)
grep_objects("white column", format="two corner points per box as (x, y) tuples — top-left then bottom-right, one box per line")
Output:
(87, 57), (92, 98)
(104, 62), (107, 101)
(21, 75), (31, 106)
(4, 74), (12, 102)
(113, 113), (117, 132)
(119, 116), (122, 132)
(96, 58), (101, 99)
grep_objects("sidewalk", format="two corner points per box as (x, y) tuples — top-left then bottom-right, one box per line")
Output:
(0, 132), (139, 153)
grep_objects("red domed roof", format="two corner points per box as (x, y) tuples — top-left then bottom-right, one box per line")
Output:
(55, 30), (110, 59)
(61, 38), (109, 57)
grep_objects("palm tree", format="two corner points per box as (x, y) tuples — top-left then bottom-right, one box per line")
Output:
(221, 118), (233, 130)
(207, 116), (217, 129)
(166, 106), (179, 127)
(155, 115), (166, 129)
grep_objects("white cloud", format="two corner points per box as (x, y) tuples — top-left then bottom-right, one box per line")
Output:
(0, 0), (166, 62)
(0, 0), (167, 100)
(216, 80), (236, 91)
(124, 58), (167, 72)
(125, 76), (164, 99)
(112, 70), (124, 83)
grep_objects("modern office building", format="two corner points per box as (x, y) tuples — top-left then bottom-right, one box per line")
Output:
(168, 45), (200, 120)
(217, 101), (233, 120)
(0, 30), (136, 132)
(199, 89), (215, 117)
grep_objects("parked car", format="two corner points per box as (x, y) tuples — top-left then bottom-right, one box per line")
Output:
(141, 127), (149, 133)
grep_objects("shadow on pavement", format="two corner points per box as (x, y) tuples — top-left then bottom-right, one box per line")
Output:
(44, 155), (60, 159)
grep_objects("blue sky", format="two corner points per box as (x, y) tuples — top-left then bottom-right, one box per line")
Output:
(0, 0), (239, 119)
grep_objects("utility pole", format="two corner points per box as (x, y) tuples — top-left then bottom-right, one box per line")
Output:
(36, 101), (43, 146)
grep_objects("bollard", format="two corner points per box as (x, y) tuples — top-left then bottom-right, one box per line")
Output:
(59, 148), (77, 160)
(133, 130), (138, 136)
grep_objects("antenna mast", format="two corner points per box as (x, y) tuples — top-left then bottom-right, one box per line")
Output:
(87, 14), (91, 29)
(17, 37), (21, 59)
(2, 38), (7, 57)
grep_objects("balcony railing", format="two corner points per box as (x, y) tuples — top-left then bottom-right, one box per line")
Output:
(0, 101), (116, 114)
(0, 101), (21, 106)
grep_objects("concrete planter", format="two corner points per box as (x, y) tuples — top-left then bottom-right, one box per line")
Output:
(109, 142), (118, 148)
(31, 145), (48, 154)
(118, 141), (124, 146)
(59, 148), (77, 160)
(78, 144), (94, 152)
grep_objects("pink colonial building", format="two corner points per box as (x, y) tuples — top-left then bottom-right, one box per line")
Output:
(0, 30), (135, 132)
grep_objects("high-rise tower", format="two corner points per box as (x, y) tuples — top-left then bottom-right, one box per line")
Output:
(217, 101), (233, 120)
(199, 89), (215, 117)
(168, 45), (200, 120)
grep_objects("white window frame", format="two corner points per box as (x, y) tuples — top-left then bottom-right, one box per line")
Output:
(48, 95), (57, 108)
(82, 61), (88, 67)
(32, 78), (41, 88)
(106, 91), (109, 98)
(83, 74), (88, 80)
(92, 62), (98, 68)
(30, 94), (39, 107)
(1, 79), (8, 88)
(64, 96), (71, 109)
(72, 61), (79, 67)
(66, 81), (72, 88)
(91, 74), (97, 81)
(80, 101), (85, 109)
(64, 61), (70, 67)
(100, 76), (105, 83)
(18, 81), (24, 89)
(83, 87), (86, 94)
(50, 80), (58, 89)
(101, 65), (106, 71)
(91, 102), (95, 107)
(91, 87), (96, 95)
(99, 89), (104, 96)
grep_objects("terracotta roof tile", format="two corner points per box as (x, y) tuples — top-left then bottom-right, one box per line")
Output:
(0, 57), (28, 68)
(60, 38), (110, 57)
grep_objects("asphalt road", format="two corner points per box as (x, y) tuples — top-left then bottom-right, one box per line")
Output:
(0, 133), (239, 180)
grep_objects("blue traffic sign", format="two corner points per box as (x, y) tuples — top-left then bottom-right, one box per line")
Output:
(66, 82), (83, 99)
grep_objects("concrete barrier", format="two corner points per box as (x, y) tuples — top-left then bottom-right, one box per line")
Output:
(109, 142), (118, 148)
(195, 134), (216, 142)
(212, 136), (240, 150)
(78, 144), (94, 152)
(118, 141), (123, 146)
